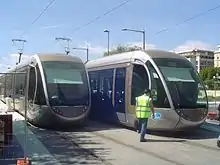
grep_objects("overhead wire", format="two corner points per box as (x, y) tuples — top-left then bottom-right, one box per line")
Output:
(70, 0), (133, 36)
(155, 4), (220, 35)
(47, 1), (220, 53)
(19, 0), (57, 39)
(69, 2), (220, 37)
(68, 1), (220, 42)
(48, 0), (133, 51)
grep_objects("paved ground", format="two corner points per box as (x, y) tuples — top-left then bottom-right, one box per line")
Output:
(0, 135), (24, 165)
(29, 120), (220, 165)
(0, 100), (220, 165)
(0, 101), (59, 165)
(1, 119), (220, 165)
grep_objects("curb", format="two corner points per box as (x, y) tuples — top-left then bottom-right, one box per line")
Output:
(201, 122), (220, 133)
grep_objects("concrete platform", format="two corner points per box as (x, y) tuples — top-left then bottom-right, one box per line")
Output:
(0, 101), (61, 165)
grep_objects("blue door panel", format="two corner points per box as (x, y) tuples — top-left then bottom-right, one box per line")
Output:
(89, 69), (114, 121)
(114, 68), (126, 122)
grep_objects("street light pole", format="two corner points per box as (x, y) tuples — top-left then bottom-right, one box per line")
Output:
(122, 28), (146, 50)
(143, 30), (145, 50)
(86, 47), (89, 62)
(213, 73), (219, 109)
(72, 47), (89, 62)
(214, 76), (216, 108)
(215, 73), (219, 109)
(104, 29), (110, 56)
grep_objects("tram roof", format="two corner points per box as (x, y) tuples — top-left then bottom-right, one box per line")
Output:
(5, 53), (83, 73)
(37, 53), (83, 62)
(86, 49), (187, 68)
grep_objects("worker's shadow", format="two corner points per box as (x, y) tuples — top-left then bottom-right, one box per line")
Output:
(146, 139), (186, 142)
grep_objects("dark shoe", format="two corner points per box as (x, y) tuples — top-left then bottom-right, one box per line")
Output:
(140, 139), (146, 142)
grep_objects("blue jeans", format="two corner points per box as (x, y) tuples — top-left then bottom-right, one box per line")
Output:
(138, 118), (148, 140)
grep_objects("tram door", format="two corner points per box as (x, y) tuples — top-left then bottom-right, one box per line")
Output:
(114, 68), (126, 122)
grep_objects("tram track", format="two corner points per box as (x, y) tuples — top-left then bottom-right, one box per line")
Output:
(27, 122), (113, 165)
(183, 139), (219, 151)
(86, 121), (220, 152)
(28, 121), (219, 165)
(177, 129), (220, 152)
(80, 122), (220, 165)
(83, 128), (185, 165)
(53, 131), (114, 165)
(148, 128), (220, 152)
(82, 127), (219, 165)
(27, 122), (185, 165)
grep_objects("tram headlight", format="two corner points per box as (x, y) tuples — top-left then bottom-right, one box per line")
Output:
(177, 109), (181, 115)
(51, 107), (63, 116)
(83, 106), (88, 111)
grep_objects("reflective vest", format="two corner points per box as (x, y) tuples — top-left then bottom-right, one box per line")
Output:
(135, 95), (151, 118)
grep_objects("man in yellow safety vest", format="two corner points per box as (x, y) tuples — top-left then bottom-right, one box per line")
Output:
(136, 89), (155, 142)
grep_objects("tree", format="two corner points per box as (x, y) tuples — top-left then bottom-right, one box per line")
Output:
(199, 67), (220, 90)
(103, 45), (141, 56)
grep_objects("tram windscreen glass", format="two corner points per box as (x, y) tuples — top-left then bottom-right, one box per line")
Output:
(42, 61), (89, 106)
(153, 58), (208, 109)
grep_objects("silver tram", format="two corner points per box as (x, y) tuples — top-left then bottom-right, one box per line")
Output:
(0, 53), (91, 128)
(86, 50), (208, 131)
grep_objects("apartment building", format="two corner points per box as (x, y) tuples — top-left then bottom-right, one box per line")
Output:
(178, 49), (214, 73)
(214, 45), (220, 67)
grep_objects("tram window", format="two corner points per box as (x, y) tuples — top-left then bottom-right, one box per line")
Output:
(99, 69), (113, 97)
(0, 78), (4, 96)
(5, 75), (10, 96)
(89, 72), (99, 93)
(15, 68), (26, 96)
(146, 61), (170, 108)
(100, 76), (113, 99)
(91, 79), (98, 93)
(7, 75), (13, 97)
(114, 68), (126, 113)
(35, 66), (46, 105)
(28, 67), (36, 101)
(131, 64), (149, 105)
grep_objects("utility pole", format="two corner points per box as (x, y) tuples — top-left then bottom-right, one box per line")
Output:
(12, 39), (27, 64)
(55, 37), (72, 55)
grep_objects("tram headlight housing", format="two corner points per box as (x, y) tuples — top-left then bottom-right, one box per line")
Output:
(83, 106), (88, 111)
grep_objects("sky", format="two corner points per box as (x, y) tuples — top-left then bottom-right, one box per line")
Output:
(0, 0), (220, 72)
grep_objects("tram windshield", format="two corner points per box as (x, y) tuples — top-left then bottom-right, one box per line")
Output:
(42, 61), (89, 106)
(152, 58), (208, 109)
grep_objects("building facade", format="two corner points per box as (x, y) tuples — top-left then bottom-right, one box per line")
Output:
(214, 45), (220, 67)
(178, 49), (214, 73)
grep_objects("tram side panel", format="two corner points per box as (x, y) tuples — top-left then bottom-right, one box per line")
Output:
(87, 50), (209, 131)
(26, 64), (48, 126)
(125, 63), (151, 128)
(88, 64), (128, 123)
(1, 54), (92, 128)
(1, 64), (48, 127)
(114, 67), (127, 124)
(88, 61), (181, 130)
(88, 63), (142, 127)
